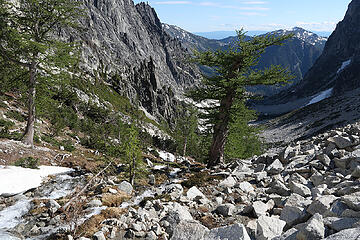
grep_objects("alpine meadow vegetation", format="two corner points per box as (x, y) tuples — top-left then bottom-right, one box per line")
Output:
(188, 29), (294, 167)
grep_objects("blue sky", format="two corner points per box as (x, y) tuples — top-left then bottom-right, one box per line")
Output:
(133, 0), (352, 33)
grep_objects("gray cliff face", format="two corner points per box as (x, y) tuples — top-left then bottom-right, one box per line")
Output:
(286, 0), (360, 99)
(72, 0), (200, 120)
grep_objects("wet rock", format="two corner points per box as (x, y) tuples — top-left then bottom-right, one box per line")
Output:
(296, 213), (325, 240)
(256, 215), (286, 240)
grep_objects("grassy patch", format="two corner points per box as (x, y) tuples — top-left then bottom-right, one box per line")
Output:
(181, 171), (222, 188)
(14, 156), (39, 169)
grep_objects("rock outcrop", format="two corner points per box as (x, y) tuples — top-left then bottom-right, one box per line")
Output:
(276, 0), (360, 102)
(67, 0), (200, 121)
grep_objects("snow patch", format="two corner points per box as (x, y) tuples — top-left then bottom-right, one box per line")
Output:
(306, 88), (333, 106)
(337, 59), (351, 73)
(0, 196), (31, 229)
(158, 151), (175, 162)
(0, 166), (73, 197)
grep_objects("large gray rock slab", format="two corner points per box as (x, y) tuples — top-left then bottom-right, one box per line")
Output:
(206, 223), (251, 240)
(219, 176), (237, 188)
(324, 228), (360, 240)
(256, 216), (286, 240)
(280, 194), (311, 227)
(341, 193), (360, 211)
(296, 213), (325, 240)
(324, 217), (360, 231)
(328, 136), (353, 149)
(186, 186), (206, 201)
(266, 159), (284, 175)
(307, 195), (338, 216)
(170, 221), (209, 240)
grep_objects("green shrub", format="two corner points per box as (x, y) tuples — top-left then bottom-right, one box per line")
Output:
(14, 157), (39, 169)
(61, 139), (75, 152)
(0, 119), (15, 128)
(5, 110), (25, 122)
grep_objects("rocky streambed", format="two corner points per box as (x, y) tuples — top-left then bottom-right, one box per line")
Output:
(1, 123), (360, 239)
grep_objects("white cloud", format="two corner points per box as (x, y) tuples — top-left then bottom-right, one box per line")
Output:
(241, 1), (267, 4)
(154, 1), (192, 5)
(296, 21), (337, 31)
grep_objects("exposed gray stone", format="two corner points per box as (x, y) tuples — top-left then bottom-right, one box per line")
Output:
(93, 231), (106, 240)
(219, 176), (237, 188)
(324, 228), (360, 240)
(341, 193), (360, 211)
(351, 166), (360, 178)
(324, 217), (360, 231)
(238, 182), (254, 193)
(266, 159), (284, 175)
(170, 220), (209, 240)
(256, 215), (286, 240)
(328, 136), (353, 149)
(87, 199), (102, 208)
(267, 180), (291, 196)
(252, 201), (269, 217)
(288, 181), (311, 197)
(296, 213), (325, 240)
(186, 186), (206, 201)
(307, 195), (338, 216)
(215, 203), (235, 217)
(318, 154), (331, 166)
(280, 194), (311, 227)
(117, 181), (133, 195)
(272, 228), (298, 240)
(207, 223), (251, 240)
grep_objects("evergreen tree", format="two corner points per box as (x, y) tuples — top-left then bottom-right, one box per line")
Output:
(174, 105), (199, 157)
(0, 0), (82, 147)
(188, 30), (293, 167)
(121, 123), (142, 186)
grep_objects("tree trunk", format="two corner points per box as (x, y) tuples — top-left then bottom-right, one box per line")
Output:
(207, 90), (234, 168)
(130, 156), (135, 186)
(183, 136), (187, 157)
(22, 61), (37, 147)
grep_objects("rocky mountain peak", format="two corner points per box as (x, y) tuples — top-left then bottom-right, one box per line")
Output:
(283, 0), (360, 100)
(272, 27), (327, 49)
